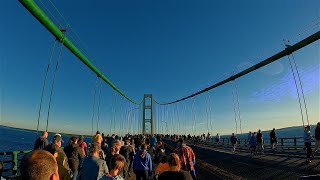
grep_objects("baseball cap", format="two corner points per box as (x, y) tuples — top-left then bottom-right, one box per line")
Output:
(53, 134), (64, 143)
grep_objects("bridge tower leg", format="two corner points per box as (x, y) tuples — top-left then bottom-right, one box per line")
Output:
(142, 94), (154, 134)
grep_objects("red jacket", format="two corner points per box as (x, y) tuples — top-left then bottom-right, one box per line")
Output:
(174, 144), (195, 171)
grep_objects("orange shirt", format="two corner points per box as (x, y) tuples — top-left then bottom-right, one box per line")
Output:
(156, 163), (170, 175)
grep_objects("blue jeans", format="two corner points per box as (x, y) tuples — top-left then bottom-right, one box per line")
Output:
(190, 169), (196, 180)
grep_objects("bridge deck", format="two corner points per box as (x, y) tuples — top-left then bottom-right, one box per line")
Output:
(2, 140), (319, 180)
(164, 140), (320, 180)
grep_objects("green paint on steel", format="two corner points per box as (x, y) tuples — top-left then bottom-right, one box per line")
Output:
(12, 151), (19, 174)
(161, 31), (320, 105)
(19, 0), (138, 104)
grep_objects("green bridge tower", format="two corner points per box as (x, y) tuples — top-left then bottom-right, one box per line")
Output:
(142, 94), (154, 134)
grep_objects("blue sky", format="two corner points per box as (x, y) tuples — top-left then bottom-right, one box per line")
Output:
(1, 0), (319, 136)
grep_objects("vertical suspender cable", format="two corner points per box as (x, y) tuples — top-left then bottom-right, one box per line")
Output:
(192, 98), (196, 136)
(157, 103), (160, 134)
(45, 32), (66, 132)
(113, 90), (117, 132)
(175, 103), (180, 135)
(110, 90), (115, 134)
(120, 97), (124, 136)
(288, 56), (305, 127)
(172, 105), (175, 135)
(169, 105), (172, 135)
(154, 101), (156, 134)
(183, 102), (187, 135)
(162, 105), (165, 134)
(96, 80), (102, 131)
(156, 103), (158, 134)
(231, 84), (238, 135)
(291, 54), (309, 125)
(166, 105), (168, 135)
(36, 39), (57, 136)
(208, 93), (213, 135)
(162, 105), (164, 134)
(233, 80), (243, 134)
(138, 104), (141, 134)
(205, 94), (210, 133)
(134, 110), (137, 135)
(91, 76), (99, 136)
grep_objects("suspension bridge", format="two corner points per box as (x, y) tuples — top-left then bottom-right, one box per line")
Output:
(1, 0), (320, 179)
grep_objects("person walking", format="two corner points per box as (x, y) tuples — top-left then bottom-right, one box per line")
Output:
(155, 155), (169, 176)
(34, 131), (49, 150)
(174, 138), (196, 179)
(149, 135), (157, 148)
(230, 133), (238, 153)
(99, 154), (125, 180)
(304, 125), (315, 163)
(154, 141), (165, 164)
(54, 151), (71, 180)
(64, 136), (85, 180)
(45, 134), (72, 176)
(106, 143), (126, 178)
(270, 128), (277, 150)
(216, 133), (220, 145)
(256, 130), (264, 154)
(120, 138), (134, 178)
(78, 135), (88, 157)
(133, 144), (153, 180)
(78, 143), (109, 180)
(247, 131), (252, 148)
(249, 132), (257, 156)
(158, 153), (192, 180)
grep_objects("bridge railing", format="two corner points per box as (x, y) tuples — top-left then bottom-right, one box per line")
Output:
(0, 150), (31, 177)
(183, 137), (314, 150)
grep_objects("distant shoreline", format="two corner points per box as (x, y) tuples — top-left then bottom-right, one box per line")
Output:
(0, 125), (93, 137)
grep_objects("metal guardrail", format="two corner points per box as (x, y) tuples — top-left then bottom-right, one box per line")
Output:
(171, 136), (314, 150)
(0, 150), (31, 176)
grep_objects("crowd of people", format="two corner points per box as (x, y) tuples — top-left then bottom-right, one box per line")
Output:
(1, 124), (318, 180)
(18, 132), (197, 180)
(162, 123), (319, 164)
(217, 124), (319, 163)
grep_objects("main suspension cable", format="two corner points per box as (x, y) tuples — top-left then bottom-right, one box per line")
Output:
(158, 31), (320, 105)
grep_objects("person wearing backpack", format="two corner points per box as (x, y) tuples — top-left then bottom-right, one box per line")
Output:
(154, 141), (165, 164)
(120, 138), (134, 177)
